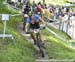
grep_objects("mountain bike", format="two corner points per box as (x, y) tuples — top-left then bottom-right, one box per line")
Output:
(34, 26), (46, 57)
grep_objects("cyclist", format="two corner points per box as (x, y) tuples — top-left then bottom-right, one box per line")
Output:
(22, 2), (31, 31)
(25, 12), (45, 45)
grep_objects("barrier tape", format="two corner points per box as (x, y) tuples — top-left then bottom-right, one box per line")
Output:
(0, 14), (21, 16)
(46, 27), (75, 48)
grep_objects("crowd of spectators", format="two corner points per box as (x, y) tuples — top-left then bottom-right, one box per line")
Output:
(22, 1), (75, 40)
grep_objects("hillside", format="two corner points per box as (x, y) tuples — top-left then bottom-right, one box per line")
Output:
(0, 0), (75, 62)
(0, 0), (36, 62)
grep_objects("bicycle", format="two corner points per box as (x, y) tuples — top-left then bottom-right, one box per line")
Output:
(34, 26), (46, 57)
(26, 25), (46, 57)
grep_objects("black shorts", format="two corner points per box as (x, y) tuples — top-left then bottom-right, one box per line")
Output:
(30, 22), (40, 29)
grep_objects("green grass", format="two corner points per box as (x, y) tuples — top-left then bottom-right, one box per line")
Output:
(47, 25), (71, 40)
(47, 24), (75, 45)
(0, 0), (37, 62)
(45, 0), (67, 6)
(33, 0), (69, 6)
(42, 29), (75, 61)
(0, 16), (37, 62)
(0, 0), (75, 62)
(0, 0), (19, 14)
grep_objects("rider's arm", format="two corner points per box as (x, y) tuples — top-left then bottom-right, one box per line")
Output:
(25, 18), (30, 32)
(25, 23), (29, 32)
(39, 17), (45, 25)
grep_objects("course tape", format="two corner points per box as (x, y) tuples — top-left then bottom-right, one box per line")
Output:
(46, 26), (75, 49)
(0, 14), (21, 16)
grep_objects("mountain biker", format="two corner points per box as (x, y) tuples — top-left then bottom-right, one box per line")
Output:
(22, 2), (31, 31)
(25, 12), (45, 45)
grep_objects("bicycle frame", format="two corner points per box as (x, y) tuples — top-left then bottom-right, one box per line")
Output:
(36, 32), (42, 48)
(34, 30), (45, 57)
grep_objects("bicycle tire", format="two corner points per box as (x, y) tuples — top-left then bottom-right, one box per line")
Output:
(40, 46), (45, 57)
(37, 37), (46, 57)
(36, 32), (46, 57)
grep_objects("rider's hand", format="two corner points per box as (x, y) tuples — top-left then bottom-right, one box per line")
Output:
(43, 26), (46, 29)
(40, 24), (46, 29)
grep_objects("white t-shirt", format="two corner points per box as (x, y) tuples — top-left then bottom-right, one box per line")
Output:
(70, 16), (75, 26)
(64, 14), (69, 21)
(70, 16), (75, 21)
(64, 8), (66, 12)
(55, 8), (59, 13)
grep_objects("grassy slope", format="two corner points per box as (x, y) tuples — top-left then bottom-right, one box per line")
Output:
(0, 0), (75, 62)
(45, 0), (67, 6)
(47, 25), (71, 40)
(47, 25), (75, 45)
(43, 0), (75, 60)
(42, 30), (75, 61)
(0, 21), (36, 62)
(0, 0), (18, 14)
(0, 0), (36, 62)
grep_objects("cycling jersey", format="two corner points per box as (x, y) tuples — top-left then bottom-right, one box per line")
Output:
(26, 14), (40, 29)
(26, 14), (39, 23)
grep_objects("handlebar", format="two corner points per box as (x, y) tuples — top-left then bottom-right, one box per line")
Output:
(25, 25), (46, 34)
(40, 24), (46, 30)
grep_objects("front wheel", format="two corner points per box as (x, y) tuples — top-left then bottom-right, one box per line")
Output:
(40, 47), (45, 57)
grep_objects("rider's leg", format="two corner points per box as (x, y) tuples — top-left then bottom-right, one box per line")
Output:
(37, 29), (46, 49)
(23, 17), (26, 31)
(39, 30), (46, 48)
(38, 30), (44, 43)
(30, 29), (36, 44)
(23, 22), (25, 31)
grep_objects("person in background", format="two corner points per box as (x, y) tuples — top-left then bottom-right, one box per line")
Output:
(22, 2), (31, 31)
(32, 1), (37, 12)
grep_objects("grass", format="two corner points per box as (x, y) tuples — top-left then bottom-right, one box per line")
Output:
(0, 0), (18, 14)
(0, 0), (37, 62)
(46, 23), (75, 45)
(0, 16), (37, 62)
(33, 0), (69, 6)
(45, 0), (67, 6)
(47, 25), (71, 40)
(42, 29), (75, 61)
(0, 0), (75, 62)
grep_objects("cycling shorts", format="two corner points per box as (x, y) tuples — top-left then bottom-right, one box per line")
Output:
(29, 22), (40, 32)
